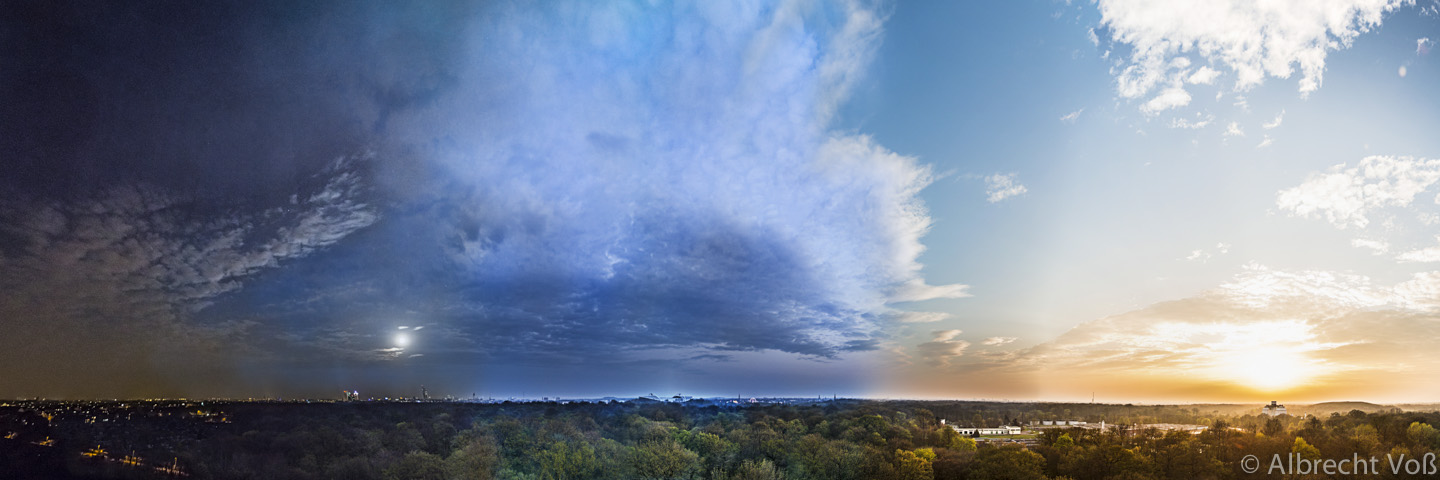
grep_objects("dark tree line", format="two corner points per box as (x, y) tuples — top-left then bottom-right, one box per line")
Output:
(5, 400), (1440, 479)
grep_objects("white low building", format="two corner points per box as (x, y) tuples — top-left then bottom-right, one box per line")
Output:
(1262, 401), (1287, 417)
(950, 425), (1023, 436)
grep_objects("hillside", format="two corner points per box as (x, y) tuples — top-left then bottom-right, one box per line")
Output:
(1292, 401), (1393, 415)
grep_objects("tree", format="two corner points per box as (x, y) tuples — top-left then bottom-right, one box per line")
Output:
(383, 451), (446, 480)
(933, 448), (974, 480)
(789, 435), (866, 480)
(1209, 419), (1229, 437)
(446, 435), (501, 480)
(1408, 422), (1440, 449)
(1292, 437), (1321, 462)
(1060, 444), (1149, 480)
(629, 440), (700, 480)
(950, 435), (978, 452)
(1352, 424), (1382, 455)
(936, 425), (961, 448)
(730, 459), (784, 480)
(894, 448), (935, 480)
(970, 446), (1047, 480)
(325, 456), (381, 480)
(1053, 433), (1075, 450)
(533, 441), (600, 480)
(385, 423), (427, 453)
(1262, 418), (1284, 437)
(1156, 438), (1221, 479)
(677, 429), (735, 473)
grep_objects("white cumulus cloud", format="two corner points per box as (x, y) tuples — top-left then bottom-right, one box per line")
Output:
(1352, 238), (1390, 254)
(1187, 66), (1221, 84)
(1098, 0), (1407, 108)
(1397, 237), (1440, 263)
(1277, 156), (1440, 229)
(1141, 85), (1192, 114)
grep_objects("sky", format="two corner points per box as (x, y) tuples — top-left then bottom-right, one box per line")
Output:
(1, 0), (1439, 403)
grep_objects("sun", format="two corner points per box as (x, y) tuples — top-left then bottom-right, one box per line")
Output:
(1164, 319), (1327, 392)
(394, 333), (410, 348)
(1220, 347), (1315, 391)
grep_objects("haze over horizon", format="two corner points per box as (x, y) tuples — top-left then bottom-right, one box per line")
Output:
(4, 0), (1440, 404)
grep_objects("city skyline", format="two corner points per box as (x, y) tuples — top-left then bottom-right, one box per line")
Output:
(3, 1), (1440, 404)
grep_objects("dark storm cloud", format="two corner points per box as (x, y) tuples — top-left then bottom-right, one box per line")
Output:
(1, 1), (963, 397)
(0, 1), (472, 199)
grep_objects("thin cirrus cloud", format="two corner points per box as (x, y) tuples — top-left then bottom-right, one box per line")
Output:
(984, 173), (1028, 203)
(894, 311), (953, 324)
(981, 337), (1017, 346)
(1098, 0), (1408, 111)
(1263, 110), (1285, 129)
(1169, 115), (1213, 129)
(916, 330), (970, 367)
(0, 156), (378, 397)
(1184, 242), (1231, 262)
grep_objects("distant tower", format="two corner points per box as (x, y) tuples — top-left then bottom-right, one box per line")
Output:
(422, 386), (430, 401)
